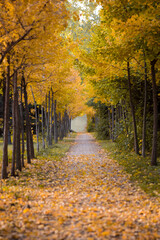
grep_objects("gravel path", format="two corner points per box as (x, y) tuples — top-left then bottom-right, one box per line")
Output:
(68, 133), (100, 155)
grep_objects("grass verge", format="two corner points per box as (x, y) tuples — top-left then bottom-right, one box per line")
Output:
(0, 132), (77, 181)
(36, 132), (77, 161)
(98, 139), (160, 197)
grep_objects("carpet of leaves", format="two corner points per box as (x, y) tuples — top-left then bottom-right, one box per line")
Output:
(0, 136), (160, 239)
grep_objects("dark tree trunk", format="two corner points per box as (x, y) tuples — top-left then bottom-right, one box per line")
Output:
(2, 55), (10, 179)
(54, 100), (58, 143)
(142, 58), (147, 157)
(69, 117), (71, 132)
(45, 94), (48, 145)
(127, 61), (139, 154)
(37, 105), (40, 149)
(111, 105), (114, 141)
(31, 86), (39, 153)
(48, 91), (51, 145)
(61, 113), (65, 140)
(2, 74), (6, 132)
(115, 105), (119, 139)
(108, 107), (112, 139)
(64, 111), (67, 137)
(11, 71), (17, 176)
(50, 90), (53, 145)
(16, 84), (21, 171)
(42, 106), (45, 149)
(20, 81), (25, 168)
(59, 112), (63, 140)
(23, 77), (31, 163)
(151, 59), (158, 166)
(29, 117), (35, 159)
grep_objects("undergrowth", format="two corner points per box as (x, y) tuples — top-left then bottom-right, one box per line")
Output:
(98, 139), (160, 197)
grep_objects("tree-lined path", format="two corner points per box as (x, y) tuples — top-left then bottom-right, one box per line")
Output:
(0, 133), (160, 239)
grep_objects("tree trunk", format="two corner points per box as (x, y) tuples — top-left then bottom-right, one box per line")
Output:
(20, 81), (25, 168)
(11, 71), (16, 176)
(54, 100), (58, 143)
(48, 91), (51, 145)
(2, 73), (6, 133)
(142, 58), (147, 157)
(23, 77), (31, 163)
(59, 112), (62, 140)
(151, 59), (158, 166)
(50, 90), (53, 145)
(28, 109), (34, 158)
(42, 106), (45, 149)
(127, 61), (139, 154)
(111, 105), (114, 141)
(45, 94), (48, 145)
(31, 86), (39, 153)
(108, 107), (112, 140)
(2, 55), (10, 179)
(37, 105), (40, 149)
(16, 84), (21, 171)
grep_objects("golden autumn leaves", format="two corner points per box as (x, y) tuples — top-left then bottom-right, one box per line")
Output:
(0, 133), (160, 239)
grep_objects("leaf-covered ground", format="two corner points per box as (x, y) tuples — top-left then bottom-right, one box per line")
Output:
(0, 133), (160, 239)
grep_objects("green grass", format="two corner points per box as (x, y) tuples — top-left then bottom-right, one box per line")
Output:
(0, 132), (77, 177)
(0, 138), (13, 163)
(98, 139), (160, 197)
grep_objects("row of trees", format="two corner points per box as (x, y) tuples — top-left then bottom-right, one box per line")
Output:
(0, 0), (87, 179)
(69, 0), (160, 165)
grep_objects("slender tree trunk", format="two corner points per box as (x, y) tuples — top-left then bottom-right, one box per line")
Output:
(20, 81), (25, 168)
(58, 112), (61, 139)
(2, 74), (6, 133)
(45, 95), (48, 145)
(50, 90), (53, 145)
(111, 105), (114, 141)
(16, 85), (21, 171)
(23, 77), (31, 163)
(115, 105), (119, 139)
(151, 59), (158, 166)
(142, 58), (147, 157)
(48, 91), (51, 145)
(42, 106), (45, 149)
(30, 86), (39, 153)
(28, 109), (34, 158)
(2, 55), (10, 179)
(11, 71), (16, 176)
(54, 100), (58, 143)
(37, 106), (40, 150)
(69, 117), (71, 132)
(127, 61), (139, 154)
(64, 113), (66, 137)
(108, 107), (112, 139)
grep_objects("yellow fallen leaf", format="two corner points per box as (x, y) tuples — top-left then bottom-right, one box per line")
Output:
(23, 208), (30, 214)
(102, 230), (111, 236)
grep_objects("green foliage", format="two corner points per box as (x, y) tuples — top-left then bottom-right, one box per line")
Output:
(115, 120), (134, 151)
(87, 118), (95, 132)
(95, 117), (109, 140)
